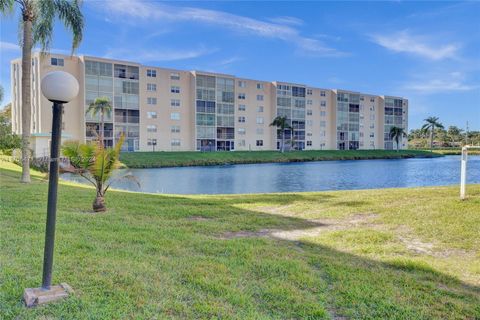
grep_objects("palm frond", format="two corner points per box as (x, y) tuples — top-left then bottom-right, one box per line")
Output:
(54, 0), (84, 53)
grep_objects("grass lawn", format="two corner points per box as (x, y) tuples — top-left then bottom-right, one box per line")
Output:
(1, 160), (479, 319)
(119, 149), (441, 168)
(432, 149), (480, 155)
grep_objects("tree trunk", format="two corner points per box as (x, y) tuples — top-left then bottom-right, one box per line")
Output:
(92, 195), (106, 212)
(430, 129), (434, 151)
(93, 188), (106, 212)
(281, 129), (285, 153)
(396, 137), (400, 152)
(20, 17), (33, 183)
(100, 112), (104, 147)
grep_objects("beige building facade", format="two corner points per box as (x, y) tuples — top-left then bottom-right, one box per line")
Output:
(11, 53), (408, 155)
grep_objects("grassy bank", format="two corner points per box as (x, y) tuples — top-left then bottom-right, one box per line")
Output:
(120, 149), (441, 168)
(1, 161), (479, 319)
(432, 149), (480, 155)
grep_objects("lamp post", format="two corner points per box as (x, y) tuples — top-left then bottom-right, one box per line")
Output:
(152, 140), (156, 152)
(23, 71), (79, 307)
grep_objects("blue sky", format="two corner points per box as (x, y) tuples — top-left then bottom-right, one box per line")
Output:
(1, 0), (479, 130)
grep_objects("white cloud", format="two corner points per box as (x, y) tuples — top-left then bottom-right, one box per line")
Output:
(103, 46), (217, 62)
(92, 0), (345, 57)
(0, 41), (20, 52)
(404, 72), (477, 93)
(267, 16), (304, 26)
(370, 30), (459, 60)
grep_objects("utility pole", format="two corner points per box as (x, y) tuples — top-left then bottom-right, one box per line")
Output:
(465, 121), (469, 145)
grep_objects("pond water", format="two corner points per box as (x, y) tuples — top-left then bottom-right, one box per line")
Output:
(61, 155), (480, 195)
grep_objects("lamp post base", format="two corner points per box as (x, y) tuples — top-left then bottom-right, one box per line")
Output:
(23, 283), (73, 307)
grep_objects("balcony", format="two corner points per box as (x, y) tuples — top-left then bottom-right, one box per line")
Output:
(115, 116), (140, 124)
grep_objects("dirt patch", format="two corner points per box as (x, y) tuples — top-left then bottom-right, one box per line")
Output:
(218, 229), (274, 239)
(219, 213), (379, 240)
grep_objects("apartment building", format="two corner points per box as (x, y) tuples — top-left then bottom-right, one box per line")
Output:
(10, 53), (408, 156)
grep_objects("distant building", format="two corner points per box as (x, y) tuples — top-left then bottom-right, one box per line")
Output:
(10, 53), (408, 156)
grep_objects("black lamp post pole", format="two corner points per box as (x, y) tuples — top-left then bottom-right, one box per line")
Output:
(41, 101), (63, 290)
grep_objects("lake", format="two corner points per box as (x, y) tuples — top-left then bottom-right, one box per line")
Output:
(61, 155), (480, 195)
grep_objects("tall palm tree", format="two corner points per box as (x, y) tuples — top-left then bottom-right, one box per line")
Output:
(0, 0), (84, 183)
(270, 115), (290, 153)
(86, 97), (112, 147)
(421, 116), (444, 151)
(389, 126), (407, 152)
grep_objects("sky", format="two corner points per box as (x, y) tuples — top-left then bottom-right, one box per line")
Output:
(1, 0), (479, 131)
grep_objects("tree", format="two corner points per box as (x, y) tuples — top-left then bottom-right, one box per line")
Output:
(0, 0), (84, 183)
(421, 117), (444, 151)
(0, 84), (4, 104)
(389, 126), (407, 152)
(0, 104), (21, 153)
(86, 97), (113, 147)
(270, 116), (291, 153)
(62, 135), (138, 212)
(447, 126), (463, 146)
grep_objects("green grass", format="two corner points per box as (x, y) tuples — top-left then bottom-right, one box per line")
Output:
(120, 149), (441, 168)
(1, 160), (479, 319)
(431, 149), (480, 155)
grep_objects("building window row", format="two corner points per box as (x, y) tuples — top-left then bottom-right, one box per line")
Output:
(147, 83), (156, 91)
(147, 69), (156, 77)
(171, 99), (181, 107)
(171, 86), (180, 93)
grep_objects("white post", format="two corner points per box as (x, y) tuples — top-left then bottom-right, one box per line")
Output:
(460, 146), (468, 200)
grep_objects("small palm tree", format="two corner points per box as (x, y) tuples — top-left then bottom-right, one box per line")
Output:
(86, 97), (112, 147)
(1, 0), (84, 183)
(421, 116), (444, 151)
(62, 135), (138, 212)
(389, 126), (407, 152)
(270, 115), (290, 152)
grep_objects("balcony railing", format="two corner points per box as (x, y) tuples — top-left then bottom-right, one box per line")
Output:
(115, 116), (140, 123)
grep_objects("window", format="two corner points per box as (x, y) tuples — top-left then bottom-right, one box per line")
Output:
(307, 100), (313, 105)
(306, 120), (313, 126)
(171, 86), (180, 93)
(238, 93), (246, 100)
(320, 91), (326, 97)
(147, 69), (156, 77)
(320, 121), (326, 127)
(147, 139), (157, 146)
(360, 96), (364, 101)
(370, 133), (375, 138)
(307, 141), (312, 146)
(256, 128), (264, 135)
(256, 117), (264, 124)
(257, 95), (264, 101)
(320, 111), (326, 117)
(370, 114), (375, 120)
(51, 57), (64, 66)
(238, 128), (246, 135)
(171, 99), (181, 107)
(257, 106), (264, 112)
(147, 125), (157, 132)
(370, 98), (375, 102)
(147, 97), (157, 105)
(238, 104), (246, 111)
(238, 80), (246, 88)
(170, 72), (180, 80)
(171, 125), (181, 133)
(238, 116), (246, 123)
(307, 89), (313, 95)
(171, 139), (181, 146)
(307, 109), (313, 116)
(147, 83), (156, 92)
(171, 112), (180, 120)
(256, 140), (263, 146)
(147, 111), (157, 119)
(321, 101), (326, 107)
(257, 83), (264, 90)
(320, 131), (326, 137)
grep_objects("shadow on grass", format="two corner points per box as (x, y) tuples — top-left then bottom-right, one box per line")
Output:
(1, 165), (479, 319)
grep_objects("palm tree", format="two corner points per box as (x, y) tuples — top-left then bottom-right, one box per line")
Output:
(0, 0), (84, 183)
(86, 97), (113, 147)
(421, 117), (444, 151)
(62, 135), (138, 212)
(389, 126), (407, 152)
(270, 115), (290, 152)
